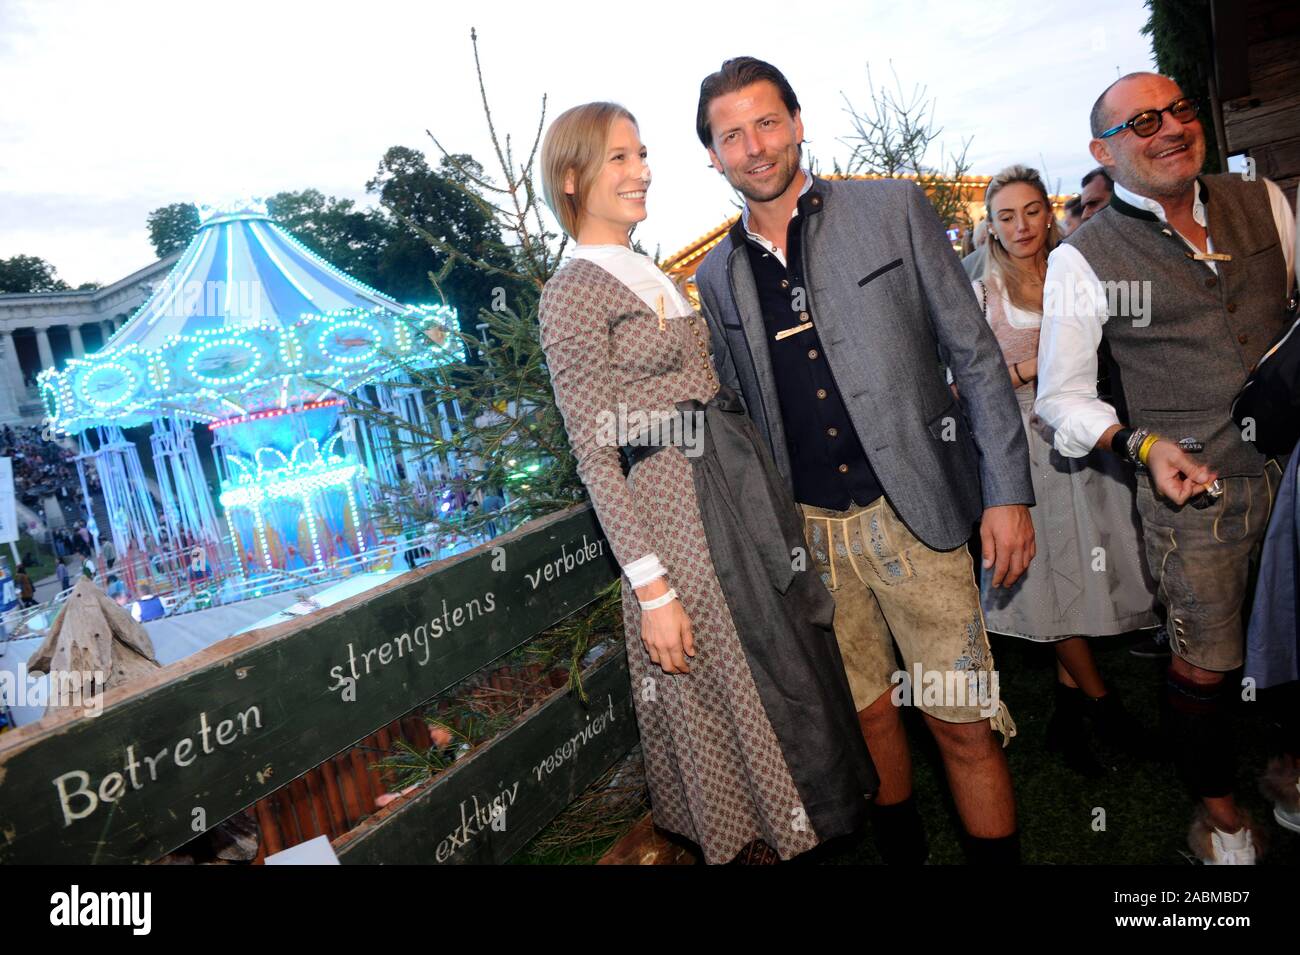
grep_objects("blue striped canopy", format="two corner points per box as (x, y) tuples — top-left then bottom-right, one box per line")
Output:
(40, 199), (456, 433)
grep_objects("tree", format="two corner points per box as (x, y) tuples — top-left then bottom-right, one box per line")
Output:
(0, 255), (70, 293)
(837, 64), (975, 230)
(346, 28), (577, 542)
(366, 147), (523, 340)
(266, 189), (386, 287)
(341, 29), (615, 696)
(1141, 0), (1221, 173)
(146, 202), (201, 258)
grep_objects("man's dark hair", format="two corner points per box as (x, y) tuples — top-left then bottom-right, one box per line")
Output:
(1081, 166), (1114, 191)
(696, 56), (800, 149)
(1064, 195), (1083, 215)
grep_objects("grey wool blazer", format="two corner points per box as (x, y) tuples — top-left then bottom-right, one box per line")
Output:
(695, 176), (1034, 552)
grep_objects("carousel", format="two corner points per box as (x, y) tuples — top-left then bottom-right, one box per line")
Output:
(37, 199), (461, 593)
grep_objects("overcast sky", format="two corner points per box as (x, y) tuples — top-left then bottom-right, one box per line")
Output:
(0, 0), (1157, 289)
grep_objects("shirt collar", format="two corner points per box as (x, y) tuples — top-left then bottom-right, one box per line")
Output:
(740, 167), (814, 239)
(1112, 178), (1207, 228)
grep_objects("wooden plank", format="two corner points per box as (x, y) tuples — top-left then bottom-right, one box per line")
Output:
(0, 503), (617, 864)
(333, 647), (636, 865)
(1211, 0), (1250, 101)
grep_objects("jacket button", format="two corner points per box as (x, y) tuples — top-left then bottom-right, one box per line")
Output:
(816, 388), (828, 399)
(837, 463), (849, 474)
(799, 312), (810, 322)
(1226, 302), (1237, 313)
(808, 348), (819, 359)
(1238, 334), (1248, 345)
(828, 427), (838, 437)
(811, 196), (820, 206)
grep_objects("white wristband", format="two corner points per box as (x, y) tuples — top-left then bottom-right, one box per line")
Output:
(638, 588), (677, 611)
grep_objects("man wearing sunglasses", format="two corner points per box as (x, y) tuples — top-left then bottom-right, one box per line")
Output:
(1035, 71), (1297, 864)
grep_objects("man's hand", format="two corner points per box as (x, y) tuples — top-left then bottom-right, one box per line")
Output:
(1147, 440), (1218, 505)
(980, 504), (1036, 588)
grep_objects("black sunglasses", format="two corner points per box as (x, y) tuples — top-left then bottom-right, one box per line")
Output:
(1099, 97), (1199, 139)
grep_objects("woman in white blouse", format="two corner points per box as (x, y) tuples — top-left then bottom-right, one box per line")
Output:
(974, 165), (1159, 777)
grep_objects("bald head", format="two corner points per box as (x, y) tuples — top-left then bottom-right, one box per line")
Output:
(1088, 71), (1204, 202)
(1090, 71), (1169, 138)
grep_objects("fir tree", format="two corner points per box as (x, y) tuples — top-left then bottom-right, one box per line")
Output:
(345, 28), (581, 545)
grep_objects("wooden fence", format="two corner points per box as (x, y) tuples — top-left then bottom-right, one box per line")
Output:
(0, 503), (631, 865)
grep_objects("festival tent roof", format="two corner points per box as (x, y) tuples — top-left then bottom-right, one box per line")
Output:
(40, 199), (455, 434)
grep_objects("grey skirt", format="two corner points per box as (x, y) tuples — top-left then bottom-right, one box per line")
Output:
(982, 386), (1160, 641)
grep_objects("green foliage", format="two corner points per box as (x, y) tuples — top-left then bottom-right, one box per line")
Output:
(366, 148), (524, 341)
(0, 254), (69, 293)
(1141, 0), (1221, 172)
(145, 202), (200, 258)
(346, 27), (582, 542)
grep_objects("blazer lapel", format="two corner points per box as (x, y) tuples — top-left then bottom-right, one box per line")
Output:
(726, 242), (792, 484)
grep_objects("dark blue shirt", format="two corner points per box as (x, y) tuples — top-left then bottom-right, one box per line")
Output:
(742, 207), (883, 510)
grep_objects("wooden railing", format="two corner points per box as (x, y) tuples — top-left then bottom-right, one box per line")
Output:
(0, 503), (632, 865)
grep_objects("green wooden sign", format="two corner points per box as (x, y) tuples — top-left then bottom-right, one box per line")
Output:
(334, 647), (635, 864)
(0, 504), (618, 864)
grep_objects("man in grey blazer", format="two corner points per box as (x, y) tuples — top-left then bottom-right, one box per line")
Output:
(693, 58), (1035, 865)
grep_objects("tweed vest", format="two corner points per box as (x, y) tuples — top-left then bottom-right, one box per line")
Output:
(1066, 174), (1289, 477)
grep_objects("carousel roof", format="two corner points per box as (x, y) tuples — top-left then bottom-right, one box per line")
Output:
(40, 199), (457, 434)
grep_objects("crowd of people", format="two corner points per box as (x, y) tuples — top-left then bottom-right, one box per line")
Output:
(535, 58), (1299, 865)
(0, 423), (97, 509)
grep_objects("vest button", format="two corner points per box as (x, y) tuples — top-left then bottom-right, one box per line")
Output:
(808, 348), (819, 359)
(1205, 277), (1217, 288)
(811, 196), (821, 206)
(816, 388), (828, 399)
(780, 279), (789, 289)
(1226, 302), (1237, 313)
(837, 463), (849, 474)
(828, 427), (839, 437)
(1238, 334), (1248, 345)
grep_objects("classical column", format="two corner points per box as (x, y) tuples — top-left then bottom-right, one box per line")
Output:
(102, 319), (115, 341)
(35, 327), (55, 371)
(0, 331), (23, 420)
(69, 324), (85, 358)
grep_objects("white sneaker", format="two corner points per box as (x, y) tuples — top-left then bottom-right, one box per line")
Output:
(1275, 780), (1300, 835)
(1204, 826), (1257, 865)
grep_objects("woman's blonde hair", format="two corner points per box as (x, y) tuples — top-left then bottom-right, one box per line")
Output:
(982, 164), (1059, 312)
(541, 102), (638, 240)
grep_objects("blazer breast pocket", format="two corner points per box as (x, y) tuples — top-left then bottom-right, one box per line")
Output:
(858, 257), (904, 287)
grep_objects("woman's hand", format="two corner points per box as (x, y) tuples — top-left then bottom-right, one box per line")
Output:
(636, 578), (695, 673)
